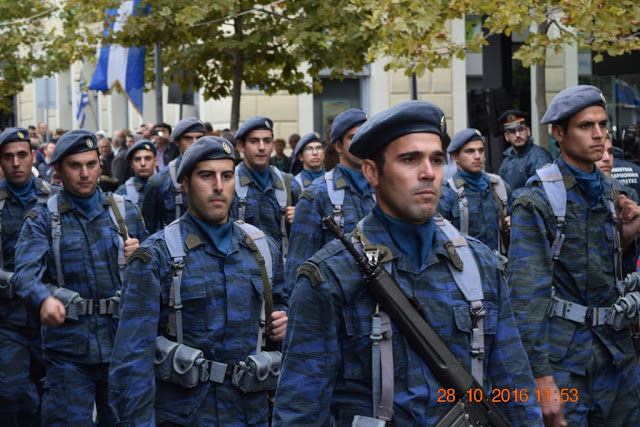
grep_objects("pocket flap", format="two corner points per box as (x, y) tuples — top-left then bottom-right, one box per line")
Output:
(173, 344), (204, 375)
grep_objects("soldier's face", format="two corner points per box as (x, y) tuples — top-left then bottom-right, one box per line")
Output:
(553, 106), (607, 173)
(130, 150), (157, 179)
(182, 159), (235, 225)
(299, 142), (325, 172)
(55, 150), (101, 197)
(595, 137), (614, 176)
(453, 140), (485, 174)
(336, 126), (363, 170)
(177, 132), (205, 156)
(0, 141), (35, 187)
(239, 129), (273, 172)
(362, 133), (444, 224)
(504, 124), (530, 149)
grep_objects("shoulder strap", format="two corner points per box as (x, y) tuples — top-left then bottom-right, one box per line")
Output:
(47, 195), (66, 288)
(271, 167), (289, 260)
(326, 169), (346, 229)
(447, 177), (469, 234)
(605, 181), (625, 295)
(486, 173), (509, 255)
(271, 166), (288, 209)
(294, 174), (304, 190)
(164, 220), (186, 343)
(536, 163), (566, 262)
(124, 177), (139, 205)
(107, 194), (127, 281)
(169, 159), (183, 218)
(434, 216), (485, 386)
(234, 167), (248, 221)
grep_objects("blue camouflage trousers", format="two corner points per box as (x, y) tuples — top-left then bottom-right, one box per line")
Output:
(0, 327), (44, 426)
(552, 337), (640, 425)
(42, 359), (115, 426)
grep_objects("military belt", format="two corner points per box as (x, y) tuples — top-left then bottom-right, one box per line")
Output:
(67, 297), (121, 319)
(548, 296), (612, 327)
(201, 359), (236, 384)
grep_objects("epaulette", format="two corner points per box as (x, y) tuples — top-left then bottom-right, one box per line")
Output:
(300, 190), (314, 201)
(25, 210), (38, 220)
(296, 262), (325, 287)
(128, 247), (152, 264)
(512, 196), (531, 209)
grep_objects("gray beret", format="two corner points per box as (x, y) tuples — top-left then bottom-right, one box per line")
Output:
(0, 127), (30, 150)
(330, 109), (369, 144)
(171, 117), (206, 142)
(235, 116), (273, 142)
(51, 130), (98, 164)
(541, 85), (606, 124)
(293, 131), (323, 158)
(126, 139), (157, 162)
(177, 136), (236, 181)
(447, 128), (483, 153)
(349, 100), (447, 159)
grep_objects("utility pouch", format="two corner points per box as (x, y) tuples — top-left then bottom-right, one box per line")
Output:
(0, 270), (15, 299)
(352, 416), (387, 427)
(154, 336), (180, 382)
(45, 283), (84, 321)
(154, 336), (207, 388)
(232, 350), (281, 393)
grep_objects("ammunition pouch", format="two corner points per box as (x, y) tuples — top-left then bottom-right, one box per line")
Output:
(0, 269), (15, 299)
(608, 292), (640, 331)
(231, 350), (281, 393)
(352, 416), (387, 427)
(45, 284), (121, 321)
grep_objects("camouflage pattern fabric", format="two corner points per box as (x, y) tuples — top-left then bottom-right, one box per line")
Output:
(115, 178), (149, 209)
(230, 162), (300, 250)
(273, 212), (543, 426)
(508, 158), (640, 423)
(142, 159), (184, 233)
(284, 166), (376, 294)
(295, 168), (323, 189)
(438, 171), (513, 253)
(498, 138), (553, 193)
(109, 214), (287, 426)
(13, 187), (148, 424)
(0, 177), (52, 425)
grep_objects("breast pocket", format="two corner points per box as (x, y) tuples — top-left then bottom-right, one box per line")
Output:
(161, 276), (207, 331)
(453, 302), (498, 359)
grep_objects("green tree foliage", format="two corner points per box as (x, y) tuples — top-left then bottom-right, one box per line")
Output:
(59, 0), (372, 128)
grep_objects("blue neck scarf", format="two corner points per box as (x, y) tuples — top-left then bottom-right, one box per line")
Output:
(306, 169), (325, 181)
(134, 176), (149, 189)
(188, 213), (233, 256)
(7, 177), (36, 207)
(373, 205), (434, 270)
(457, 170), (488, 194)
(247, 166), (271, 191)
(564, 161), (602, 208)
(67, 189), (100, 217)
(338, 164), (372, 197)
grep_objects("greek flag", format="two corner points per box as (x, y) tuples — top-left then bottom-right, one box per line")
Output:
(90, 0), (147, 115)
(76, 82), (90, 128)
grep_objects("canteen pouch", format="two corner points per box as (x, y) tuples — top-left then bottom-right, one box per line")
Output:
(45, 283), (84, 321)
(0, 270), (15, 299)
(154, 336), (180, 382)
(352, 416), (387, 427)
(232, 350), (281, 393)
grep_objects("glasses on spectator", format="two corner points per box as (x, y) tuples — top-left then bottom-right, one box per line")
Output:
(506, 126), (527, 135)
(304, 145), (324, 153)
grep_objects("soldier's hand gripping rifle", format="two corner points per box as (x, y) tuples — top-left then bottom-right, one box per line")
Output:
(322, 216), (511, 427)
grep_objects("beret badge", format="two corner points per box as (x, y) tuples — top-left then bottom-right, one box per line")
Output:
(17, 131), (24, 139)
(475, 129), (481, 136)
(600, 93), (606, 104)
(86, 138), (94, 148)
(440, 116), (446, 133)
(223, 142), (231, 154)
(144, 144), (151, 150)
(265, 120), (271, 129)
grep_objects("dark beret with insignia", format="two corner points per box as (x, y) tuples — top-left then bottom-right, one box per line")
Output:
(497, 110), (529, 130)
(330, 108), (369, 144)
(126, 139), (157, 162)
(293, 131), (324, 158)
(349, 100), (447, 159)
(171, 117), (206, 142)
(50, 129), (98, 164)
(0, 127), (31, 150)
(447, 128), (483, 153)
(541, 85), (606, 124)
(177, 136), (236, 181)
(235, 116), (273, 142)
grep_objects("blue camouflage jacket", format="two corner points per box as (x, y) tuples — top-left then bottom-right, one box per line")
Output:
(438, 171), (513, 253)
(142, 159), (185, 233)
(498, 138), (553, 192)
(0, 177), (55, 330)
(13, 188), (148, 363)
(115, 177), (149, 210)
(108, 214), (287, 426)
(284, 166), (376, 293)
(508, 159), (639, 378)
(273, 213), (542, 426)
(230, 162), (300, 250)
(295, 168), (324, 189)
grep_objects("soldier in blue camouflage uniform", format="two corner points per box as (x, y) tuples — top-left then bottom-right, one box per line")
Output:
(284, 109), (374, 292)
(438, 128), (513, 254)
(292, 131), (326, 189)
(230, 116), (300, 253)
(142, 118), (205, 233)
(508, 85), (640, 426)
(13, 130), (148, 425)
(497, 110), (553, 194)
(115, 139), (157, 211)
(273, 101), (542, 426)
(0, 128), (55, 425)
(109, 136), (288, 425)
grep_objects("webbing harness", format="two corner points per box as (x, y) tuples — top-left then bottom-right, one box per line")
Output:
(124, 177), (139, 205)
(325, 168), (376, 231)
(168, 159), (183, 220)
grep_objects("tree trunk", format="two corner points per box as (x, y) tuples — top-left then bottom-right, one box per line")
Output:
(535, 21), (550, 150)
(230, 18), (245, 131)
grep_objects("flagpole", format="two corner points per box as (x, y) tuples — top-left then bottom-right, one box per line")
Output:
(155, 42), (163, 123)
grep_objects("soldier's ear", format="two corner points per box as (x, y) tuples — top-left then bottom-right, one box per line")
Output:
(362, 159), (379, 188)
(181, 176), (190, 196)
(551, 124), (564, 143)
